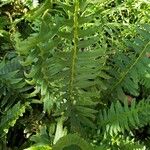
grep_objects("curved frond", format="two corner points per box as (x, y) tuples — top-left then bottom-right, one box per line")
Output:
(53, 134), (93, 150)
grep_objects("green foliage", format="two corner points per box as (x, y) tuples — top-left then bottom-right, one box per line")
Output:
(99, 99), (150, 135)
(14, 0), (108, 132)
(30, 125), (51, 146)
(0, 57), (26, 109)
(24, 145), (52, 150)
(53, 134), (93, 150)
(0, 101), (29, 138)
(0, 0), (150, 149)
(107, 24), (150, 101)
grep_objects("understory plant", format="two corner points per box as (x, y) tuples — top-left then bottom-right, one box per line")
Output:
(0, 0), (150, 149)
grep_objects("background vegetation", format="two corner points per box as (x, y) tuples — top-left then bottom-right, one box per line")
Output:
(0, 0), (150, 149)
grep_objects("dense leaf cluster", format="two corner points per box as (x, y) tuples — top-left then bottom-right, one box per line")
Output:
(0, 0), (150, 150)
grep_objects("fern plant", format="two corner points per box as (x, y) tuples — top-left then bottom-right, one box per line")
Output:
(12, 0), (150, 149)
(0, 0), (150, 149)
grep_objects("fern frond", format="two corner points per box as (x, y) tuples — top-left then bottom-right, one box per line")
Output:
(109, 135), (146, 150)
(97, 134), (146, 150)
(99, 99), (150, 135)
(0, 57), (28, 110)
(0, 102), (29, 139)
(107, 24), (150, 100)
(14, 0), (109, 131)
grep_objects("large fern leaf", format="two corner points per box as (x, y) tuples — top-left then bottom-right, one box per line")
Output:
(14, 0), (109, 131)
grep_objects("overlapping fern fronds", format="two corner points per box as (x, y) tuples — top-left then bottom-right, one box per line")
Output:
(1, 0), (150, 149)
